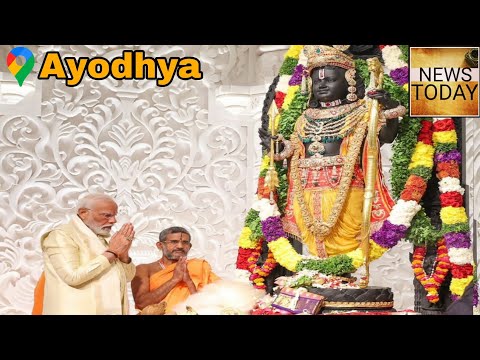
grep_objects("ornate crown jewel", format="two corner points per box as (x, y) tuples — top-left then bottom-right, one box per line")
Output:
(332, 45), (351, 51)
(303, 45), (355, 73)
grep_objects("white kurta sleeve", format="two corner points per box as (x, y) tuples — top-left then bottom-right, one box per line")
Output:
(42, 229), (111, 287)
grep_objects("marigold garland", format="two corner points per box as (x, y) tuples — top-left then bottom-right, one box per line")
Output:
(412, 238), (450, 303)
(234, 45), (307, 287)
(433, 118), (475, 300)
(246, 239), (277, 289)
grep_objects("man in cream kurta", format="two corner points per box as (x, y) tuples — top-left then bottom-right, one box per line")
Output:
(39, 193), (136, 315)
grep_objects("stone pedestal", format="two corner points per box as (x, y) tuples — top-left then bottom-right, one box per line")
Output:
(308, 286), (395, 314)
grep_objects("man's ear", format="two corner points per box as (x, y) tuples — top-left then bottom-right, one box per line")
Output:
(156, 242), (162, 251)
(77, 208), (89, 220)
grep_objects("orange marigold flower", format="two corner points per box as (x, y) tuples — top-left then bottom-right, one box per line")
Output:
(405, 175), (427, 192)
(436, 161), (460, 180)
(400, 188), (424, 202)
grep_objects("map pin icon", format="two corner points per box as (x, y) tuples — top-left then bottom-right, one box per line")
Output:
(6, 47), (35, 87)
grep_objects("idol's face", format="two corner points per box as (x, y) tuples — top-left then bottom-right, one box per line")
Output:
(311, 66), (349, 102)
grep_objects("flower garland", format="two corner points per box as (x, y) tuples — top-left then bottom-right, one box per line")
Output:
(400, 118), (450, 302)
(412, 238), (450, 303)
(246, 239), (277, 289)
(433, 118), (475, 300)
(235, 45), (306, 288)
(235, 200), (281, 290)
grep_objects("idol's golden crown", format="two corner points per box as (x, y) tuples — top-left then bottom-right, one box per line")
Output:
(303, 45), (355, 73)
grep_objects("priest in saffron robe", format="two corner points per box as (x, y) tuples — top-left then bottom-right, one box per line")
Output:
(132, 226), (219, 314)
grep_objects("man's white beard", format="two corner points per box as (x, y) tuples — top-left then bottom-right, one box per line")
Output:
(85, 222), (112, 237)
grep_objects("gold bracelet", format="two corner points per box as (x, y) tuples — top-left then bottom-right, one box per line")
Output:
(382, 105), (406, 120)
(273, 136), (293, 161)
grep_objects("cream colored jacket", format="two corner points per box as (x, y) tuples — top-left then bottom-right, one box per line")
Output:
(41, 216), (136, 315)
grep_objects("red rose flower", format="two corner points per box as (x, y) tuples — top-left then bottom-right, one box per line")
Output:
(433, 119), (455, 132)
(420, 120), (433, 132)
(236, 248), (254, 269)
(418, 132), (433, 145)
(451, 263), (474, 278)
(275, 92), (286, 109)
(439, 191), (463, 207)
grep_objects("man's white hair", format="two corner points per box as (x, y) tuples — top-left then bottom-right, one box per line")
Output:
(77, 193), (116, 213)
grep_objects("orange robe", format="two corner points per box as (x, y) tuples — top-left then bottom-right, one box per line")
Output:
(149, 258), (219, 313)
(32, 272), (46, 315)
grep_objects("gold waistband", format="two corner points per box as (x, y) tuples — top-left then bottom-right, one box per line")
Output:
(298, 155), (345, 168)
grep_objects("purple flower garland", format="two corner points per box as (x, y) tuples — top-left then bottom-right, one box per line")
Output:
(370, 220), (408, 249)
(390, 66), (409, 86)
(444, 232), (471, 249)
(288, 65), (305, 86)
(434, 149), (461, 163)
(261, 216), (286, 243)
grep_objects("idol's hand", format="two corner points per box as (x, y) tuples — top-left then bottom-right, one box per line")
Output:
(367, 89), (399, 110)
(258, 127), (284, 154)
(259, 127), (273, 152)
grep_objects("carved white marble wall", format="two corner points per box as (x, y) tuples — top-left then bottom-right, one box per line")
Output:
(0, 44), (416, 314)
(465, 118), (479, 314)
